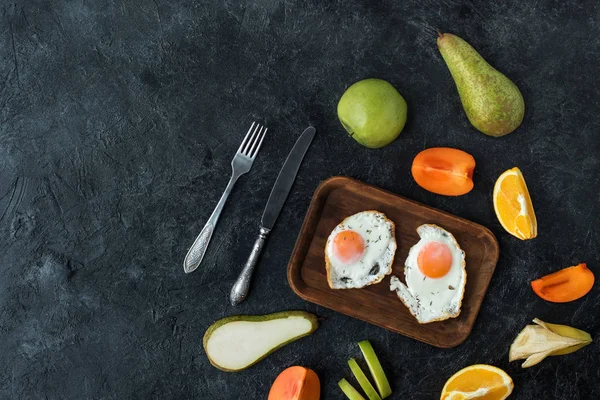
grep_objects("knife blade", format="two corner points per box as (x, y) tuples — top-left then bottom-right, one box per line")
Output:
(261, 126), (316, 229)
(230, 126), (316, 305)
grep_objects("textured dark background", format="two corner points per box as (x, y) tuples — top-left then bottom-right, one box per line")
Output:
(1, 0), (599, 399)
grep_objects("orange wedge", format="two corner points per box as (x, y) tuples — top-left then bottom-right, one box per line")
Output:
(493, 167), (537, 240)
(441, 364), (514, 400)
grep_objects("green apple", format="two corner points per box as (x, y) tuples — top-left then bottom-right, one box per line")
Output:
(358, 340), (392, 398)
(339, 378), (367, 400)
(337, 79), (407, 148)
(348, 358), (381, 400)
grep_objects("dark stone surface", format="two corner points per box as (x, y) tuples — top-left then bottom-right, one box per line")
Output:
(1, 0), (599, 399)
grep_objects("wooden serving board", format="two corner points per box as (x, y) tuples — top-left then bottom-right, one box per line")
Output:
(287, 176), (499, 348)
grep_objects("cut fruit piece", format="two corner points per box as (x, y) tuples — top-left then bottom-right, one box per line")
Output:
(203, 311), (318, 372)
(411, 147), (476, 196)
(509, 318), (592, 368)
(348, 358), (382, 400)
(531, 263), (594, 303)
(268, 366), (320, 400)
(544, 320), (593, 356)
(440, 364), (513, 400)
(493, 167), (537, 240)
(358, 341), (392, 398)
(339, 378), (367, 400)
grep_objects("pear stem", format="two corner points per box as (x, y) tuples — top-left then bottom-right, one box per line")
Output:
(436, 29), (443, 38)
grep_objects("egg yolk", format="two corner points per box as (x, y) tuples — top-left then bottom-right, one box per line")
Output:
(332, 230), (365, 264)
(417, 242), (453, 278)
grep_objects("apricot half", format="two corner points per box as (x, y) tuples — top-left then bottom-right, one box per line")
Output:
(268, 366), (320, 400)
(411, 147), (475, 196)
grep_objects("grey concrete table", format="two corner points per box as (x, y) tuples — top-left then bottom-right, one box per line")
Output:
(1, 1), (598, 399)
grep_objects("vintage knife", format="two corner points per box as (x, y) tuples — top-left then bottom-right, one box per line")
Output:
(229, 126), (316, 305)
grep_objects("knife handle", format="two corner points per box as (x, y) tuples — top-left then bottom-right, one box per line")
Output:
(230, 227), (270, 305)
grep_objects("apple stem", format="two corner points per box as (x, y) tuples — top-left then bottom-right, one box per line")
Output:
(436, 29), (443, 38)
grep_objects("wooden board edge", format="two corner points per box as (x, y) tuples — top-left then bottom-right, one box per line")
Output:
(287, 177), (348, 296)
(286, 175), (501, 348)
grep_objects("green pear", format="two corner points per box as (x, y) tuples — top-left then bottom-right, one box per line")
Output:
(337, 79), (407, 148)
(437, 31), (524, 137)
(203, 311), (318, 372)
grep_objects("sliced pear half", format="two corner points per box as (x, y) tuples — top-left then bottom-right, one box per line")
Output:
(203, 311), (318, 372)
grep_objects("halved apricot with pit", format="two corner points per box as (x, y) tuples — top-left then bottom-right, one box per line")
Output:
(411, 147), (475, 196)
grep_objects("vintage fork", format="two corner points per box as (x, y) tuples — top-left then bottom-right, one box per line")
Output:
(183, 122), (267, 273)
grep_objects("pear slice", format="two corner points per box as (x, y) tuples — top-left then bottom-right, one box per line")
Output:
(203, 311), (318, 372)
(339, 378), (367, 400)
(358, 340), (392, 398)
(348, 358), (381, 400)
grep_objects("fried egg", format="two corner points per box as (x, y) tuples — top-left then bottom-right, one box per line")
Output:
(390, 224), (466, 324)
(326, 211), (396, 289)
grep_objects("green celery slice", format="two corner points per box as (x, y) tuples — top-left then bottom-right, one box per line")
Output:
(348, 358), (382, 400)
(339, 378), (367, 400)
(358, 340), (392, 398)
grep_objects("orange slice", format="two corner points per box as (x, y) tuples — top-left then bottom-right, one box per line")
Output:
(440, 364), (514, 400)
(493, 167), (537, 240)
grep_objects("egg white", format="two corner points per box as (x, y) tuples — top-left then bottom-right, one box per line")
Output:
(326, 211), (396, 289)
(390, 224), (466, 324)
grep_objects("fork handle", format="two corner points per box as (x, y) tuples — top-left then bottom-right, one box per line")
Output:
(183, 175), (238, 273)
(230, 227), (270, 305)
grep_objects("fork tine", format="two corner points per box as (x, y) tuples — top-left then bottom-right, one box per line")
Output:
(249, 127), (267, 159)
(242, 123), (261, 155)
(246, 125), (263, 156)
(237, 122), (256, 154)
(244, 124), (262, 155)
